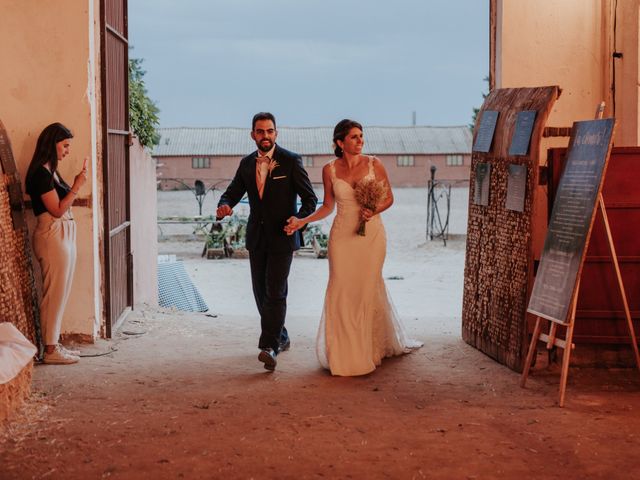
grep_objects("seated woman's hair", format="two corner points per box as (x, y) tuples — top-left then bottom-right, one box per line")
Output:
(26, 123), (73, 187)
(332, 119), (363, 158)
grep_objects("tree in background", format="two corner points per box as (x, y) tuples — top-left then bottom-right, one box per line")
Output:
(129, 57), (160, 147)
(470, 76), (490, 130)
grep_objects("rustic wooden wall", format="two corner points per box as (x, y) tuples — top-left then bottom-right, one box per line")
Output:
(0, 120), (39, 347)
(462, 86), (559, 372)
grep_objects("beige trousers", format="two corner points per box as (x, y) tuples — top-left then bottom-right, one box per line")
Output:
(32, 211), (77, 346)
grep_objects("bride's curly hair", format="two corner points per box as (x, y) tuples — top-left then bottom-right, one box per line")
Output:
(333, 119), (363, 158)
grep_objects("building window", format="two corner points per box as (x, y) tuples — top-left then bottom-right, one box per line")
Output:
(446, 154), (464, 166)
(301, 155), (313, 167)
(192, 157), (210, 169)
(397, 155), (414, 167)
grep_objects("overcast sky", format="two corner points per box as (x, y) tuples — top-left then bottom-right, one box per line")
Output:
(128, 0), (489, 129)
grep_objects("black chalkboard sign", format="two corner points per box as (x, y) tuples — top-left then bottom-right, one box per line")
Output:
(509, 110), (537, 156)
(527, 118), (615, 323)
(473, 110), (499, 153)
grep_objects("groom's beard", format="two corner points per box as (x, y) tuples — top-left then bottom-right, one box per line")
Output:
(257, 140), (274, 152)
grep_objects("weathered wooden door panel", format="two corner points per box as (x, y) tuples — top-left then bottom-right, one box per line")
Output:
(462, 86), (560, 372)
(101, 0), (132, 337)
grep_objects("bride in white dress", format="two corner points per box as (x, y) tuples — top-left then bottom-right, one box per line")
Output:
(285, 119), (422, 376)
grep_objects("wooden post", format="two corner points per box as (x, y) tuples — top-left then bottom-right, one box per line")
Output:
(520, 316), (543, 387)
(546, 322), (557, 350)
(558, 278), (580, 407)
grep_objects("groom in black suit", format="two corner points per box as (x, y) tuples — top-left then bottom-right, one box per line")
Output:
(216, 112), (318, 371)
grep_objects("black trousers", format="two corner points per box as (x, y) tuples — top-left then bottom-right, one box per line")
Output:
(249, 248), (293, 352)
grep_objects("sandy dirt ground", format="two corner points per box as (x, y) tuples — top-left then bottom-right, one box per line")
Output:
(2, 188), (640, 479)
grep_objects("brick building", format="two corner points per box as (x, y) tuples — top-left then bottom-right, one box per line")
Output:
(153, 126), (472, 190)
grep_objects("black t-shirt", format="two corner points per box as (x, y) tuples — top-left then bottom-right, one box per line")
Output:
(26, 166), (72, 216)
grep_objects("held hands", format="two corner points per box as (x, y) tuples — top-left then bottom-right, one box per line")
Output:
(284, 216), (305, 236)
(216, 204), (233, 220)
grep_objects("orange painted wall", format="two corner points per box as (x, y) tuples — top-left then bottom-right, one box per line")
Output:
(494, 0), (639, 147)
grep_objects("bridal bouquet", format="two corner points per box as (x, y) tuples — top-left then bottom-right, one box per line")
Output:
(354, 177), (387, 236)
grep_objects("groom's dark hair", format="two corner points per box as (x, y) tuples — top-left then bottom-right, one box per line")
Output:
(252, 112), (277, 130)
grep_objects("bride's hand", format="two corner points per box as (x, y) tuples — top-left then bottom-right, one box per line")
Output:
(360, 207), (374, 222)
(284, 216), (304, 235)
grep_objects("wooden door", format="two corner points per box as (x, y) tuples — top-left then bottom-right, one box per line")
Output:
(101, 0), (132, 337)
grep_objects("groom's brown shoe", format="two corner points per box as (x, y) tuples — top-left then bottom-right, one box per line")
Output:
(258, 348), (277, 371)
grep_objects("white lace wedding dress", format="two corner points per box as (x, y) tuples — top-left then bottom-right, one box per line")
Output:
(316, 157), (423, 376)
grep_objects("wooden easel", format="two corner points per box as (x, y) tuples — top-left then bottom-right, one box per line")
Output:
(521, 193), (640, 406)
(521, 105), (640, 407)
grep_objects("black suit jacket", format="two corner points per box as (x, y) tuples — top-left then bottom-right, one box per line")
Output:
(218, 145), (318, 253)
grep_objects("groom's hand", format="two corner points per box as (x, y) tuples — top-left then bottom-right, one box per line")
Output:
(284, 216), (301, 235)
(216, 204), (232, 220)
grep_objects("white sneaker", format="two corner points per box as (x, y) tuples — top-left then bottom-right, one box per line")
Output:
(43, 345), (79, 365)
(59, 344), (81, 356)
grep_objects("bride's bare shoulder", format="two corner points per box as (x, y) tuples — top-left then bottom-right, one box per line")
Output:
(322, 160), (339, 179)
(322, 159), (338, 171)
(370, 156), (384, 169)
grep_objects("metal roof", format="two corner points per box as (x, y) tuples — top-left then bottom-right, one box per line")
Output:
(152, 125), (472, 157)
